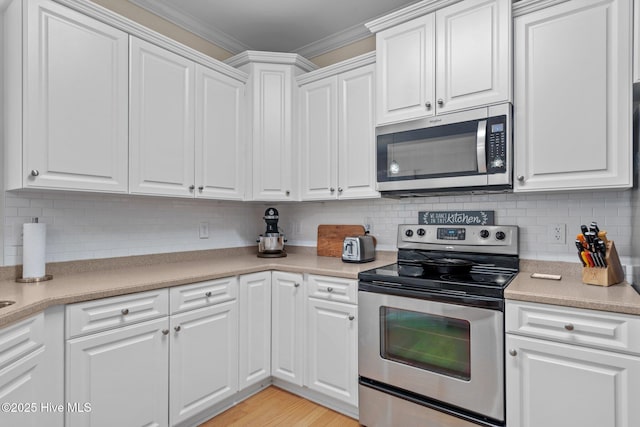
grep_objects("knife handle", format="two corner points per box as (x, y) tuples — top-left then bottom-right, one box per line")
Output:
(590, 221), (600, 234)
(597, 231), (608, 243)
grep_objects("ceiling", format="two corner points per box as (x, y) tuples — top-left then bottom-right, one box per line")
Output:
(129, 0), (421, 57)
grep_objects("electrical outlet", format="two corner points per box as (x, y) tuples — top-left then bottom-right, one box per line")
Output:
(548, 223), (566, 244)
(199, 222), (209, 239)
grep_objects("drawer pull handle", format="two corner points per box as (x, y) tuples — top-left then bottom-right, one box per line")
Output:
(509, 349), (517, 357)
(174, 325), (181, 332)
(348, 315), (355, 321)
(327, 287), (334, 293)
(205, 291), (213, 297)
(564, 324), (575, 331)
(294, 283), (300, 288)
(121, 308), (129, 315)
(162, 329), (169, 335)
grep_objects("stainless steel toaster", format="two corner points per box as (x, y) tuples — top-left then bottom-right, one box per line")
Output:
(342, 235), (375, 263)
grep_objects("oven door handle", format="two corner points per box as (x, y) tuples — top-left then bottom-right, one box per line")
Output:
(476, 120), (487, 173)
(369, 280), (468, 296)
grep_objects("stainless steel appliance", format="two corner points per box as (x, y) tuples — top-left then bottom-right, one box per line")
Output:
(358, 224), (519, 427)
(342, 235), (376, 263)
(376, 103), (512, 196)
(257, 207), (286, 258)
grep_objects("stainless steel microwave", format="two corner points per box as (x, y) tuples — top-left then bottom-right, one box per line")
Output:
(376, 103), (512, 195)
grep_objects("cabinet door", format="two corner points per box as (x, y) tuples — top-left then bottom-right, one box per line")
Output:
(238, 272), (271, 389)
(195, 65), (245, 200)
(338, 64), (379, 200)
(506, 334), (640, 427)
(375, 14), (435, 125)
(66, 317), (169, 427)
(130, 37), (196, 197)
(514, 0), (632, 192)
(635, 0), (640, 83)
(170, 300), (238, 426)
(23, 0), (128, 192)
(306, 298), (358, 406)
(251, 64), (294, 201)
(435, 0), (510, 113)
(271, 272), (304, 386)
(299, 76), (338, 201)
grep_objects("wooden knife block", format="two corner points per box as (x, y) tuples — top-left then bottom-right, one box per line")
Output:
(582, 241), (625, 287)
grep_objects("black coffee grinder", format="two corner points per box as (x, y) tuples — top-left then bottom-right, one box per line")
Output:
(257, 207), (287, 258)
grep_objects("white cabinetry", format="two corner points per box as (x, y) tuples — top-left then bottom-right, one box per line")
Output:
(369, 0), (510, 125)
(513, 0), (632, 192)
(506, 300), (640, 427)
(225, 52), (316, 201)
(4, 0), (129, 192)
(298, 55), (378, 201)
(239, 272), (272, 389)
(0, 308), (64, 427)
(305, 275), (358, 407)
(271, 271), (304, 386)
(635, 0), (640, 83)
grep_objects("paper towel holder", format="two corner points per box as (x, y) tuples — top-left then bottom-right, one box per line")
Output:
(16, 217), (53, 283)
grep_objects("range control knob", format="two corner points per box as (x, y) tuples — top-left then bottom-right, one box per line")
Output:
(495, 231), (506, 241)
(417, 228), (426, 237)
(405, 229), (414, 237)
(480, 229), (490, 239)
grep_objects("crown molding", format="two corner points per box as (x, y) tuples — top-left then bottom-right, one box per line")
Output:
(225, 51), (318, 73)
(294, 22), (372, 59)
(129, 0), (250, 54)
(297, 52), (376, 85)
(52, 0), (248, 82)
(365, 0), (461, 33)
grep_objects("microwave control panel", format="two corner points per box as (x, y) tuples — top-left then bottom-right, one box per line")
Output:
(487, 116), (507, 174)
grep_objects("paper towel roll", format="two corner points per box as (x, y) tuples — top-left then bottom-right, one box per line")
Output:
(23, 222), (46, 279)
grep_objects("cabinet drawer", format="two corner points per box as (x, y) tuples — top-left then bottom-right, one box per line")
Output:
(506, 300), (640, 355)
(0, 313), (44, 370)
(66, 289), (169, 338)
(307, 275), (357, 304)
(170, 277), (238, 314)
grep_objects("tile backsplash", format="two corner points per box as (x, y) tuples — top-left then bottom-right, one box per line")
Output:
(2, 189), (636, 268)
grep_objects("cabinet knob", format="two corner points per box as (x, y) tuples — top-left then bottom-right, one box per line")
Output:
(121, 308), (129, 315)
(564, 324), (575, 331)
(330, 187), (335, 193)
(517, 175), (525, 182)
(327, 287), (334, 293)
(205, 291), (212, 297)
(198, 186), (204, 192)
(189, 185), (195, 191)
(338, 187), (343, 193)
(348, 315), (355, 321)
(30, 170), (40, 177)
(294, 283), (300, 288)
(437, 99), (444, 106)
(162, 329), (169, 335)
(285, 190), (291, 196)
(425, 101), (431, 109)
(174, 325), (181, 332)
(509, 349), (517, 357)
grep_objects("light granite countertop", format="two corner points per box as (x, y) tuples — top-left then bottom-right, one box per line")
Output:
(0, 247), (397, 328)
(505, 260), (640, 315)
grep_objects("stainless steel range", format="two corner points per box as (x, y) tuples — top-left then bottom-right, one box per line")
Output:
(358, 224), (518, 427)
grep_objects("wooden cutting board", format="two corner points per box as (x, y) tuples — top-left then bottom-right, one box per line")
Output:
(317, 224), (366, 257)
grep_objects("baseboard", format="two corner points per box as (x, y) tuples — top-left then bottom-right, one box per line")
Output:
(272, 378), (359, 420)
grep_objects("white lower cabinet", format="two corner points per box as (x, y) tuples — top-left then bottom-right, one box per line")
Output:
(271, 271), (304, 386)
(0, 308), (64, 427)
(239, 272), (272, 389)
(506, 300), (640, 427)
(305, 275), (358, 407)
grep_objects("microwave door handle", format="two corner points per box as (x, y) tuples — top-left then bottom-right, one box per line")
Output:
(476, 120), (487, 173)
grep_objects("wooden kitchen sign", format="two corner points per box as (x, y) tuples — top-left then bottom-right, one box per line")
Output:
(419, 211), (495, 226)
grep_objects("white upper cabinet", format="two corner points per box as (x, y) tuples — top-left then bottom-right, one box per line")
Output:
(5, 0), (129, 192)
(195, 65), (245, 200)
(635, 0), (639, 83)
(370, 0), (510, 125)
(299, 55), (378, 201)
(513, 0), (632, 192)
(130, 37), (196, 197)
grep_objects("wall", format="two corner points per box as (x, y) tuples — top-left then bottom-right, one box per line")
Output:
(309, 36), (376, 68)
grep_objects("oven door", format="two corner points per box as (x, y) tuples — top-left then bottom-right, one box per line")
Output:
(358, 289), (504, 422)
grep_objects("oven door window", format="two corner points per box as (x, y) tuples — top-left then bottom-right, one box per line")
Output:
(380, 307), (471, 381)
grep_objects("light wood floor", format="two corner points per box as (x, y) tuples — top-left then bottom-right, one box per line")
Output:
(199, 386), (360, 427)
